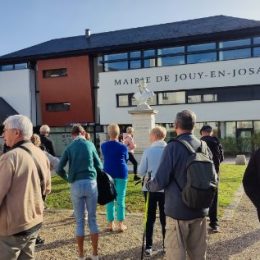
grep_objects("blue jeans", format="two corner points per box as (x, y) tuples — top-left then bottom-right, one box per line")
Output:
(106, 178), (128, 222)
(71, 179), (99, 236)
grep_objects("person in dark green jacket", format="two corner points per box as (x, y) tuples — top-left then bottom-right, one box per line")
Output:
(57, 124), (103, 260)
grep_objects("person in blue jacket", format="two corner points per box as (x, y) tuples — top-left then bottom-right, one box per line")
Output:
(101, 124), (129, 232)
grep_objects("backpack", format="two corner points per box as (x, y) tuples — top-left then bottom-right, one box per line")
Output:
(97, 170), (117, 205)
(173, 139), (218, 209)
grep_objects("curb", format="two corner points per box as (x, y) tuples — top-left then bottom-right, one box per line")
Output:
(222, 184), (244, 221)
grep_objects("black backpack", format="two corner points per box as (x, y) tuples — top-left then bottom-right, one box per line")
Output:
(173, 139), (218, 209)
(97, 170), (117, 205)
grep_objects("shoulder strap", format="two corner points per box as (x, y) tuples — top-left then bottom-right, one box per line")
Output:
(19, 146), (45, 196)
(172, 138), (196, 154)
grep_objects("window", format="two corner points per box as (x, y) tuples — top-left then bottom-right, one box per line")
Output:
(43, 68), (67, 78)
(158, 91), (185, 105)
(237, 121), (253, 129)
(130, 51), (141, 58)
(158, 56), (185, 66)
(104, 53), (128, 61)
(225, 122), (236, 137)
(187, 52), (217, 64)
(158, 46), (184, 55)
(219, 38), (250, 48)
(143, 49), (155, 57)
(46, 102), (70, 112)
(203, 94), (218, 102)
(219, 49), (251, 61)
(14, 63), (27, 70)
(130, 60), (141, 69)
(187, 43), (216, 52)
(187, 95), (201, 103)
(1, 64), (14, 71)
(253, 47), (260, 57)
(254, 121), (260, 133)
(144, 58), (156, 68)
(117, 95), (130, 107)
(105, 61), (128, 71)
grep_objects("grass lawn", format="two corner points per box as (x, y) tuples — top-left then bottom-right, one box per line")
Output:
(46, 164), (246, 216)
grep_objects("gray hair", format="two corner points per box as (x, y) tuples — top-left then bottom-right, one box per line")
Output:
(4, 115), (33, 140)
(39, 124), (50, 134)
(126, 126), (134, 134)
(175, 110), (196, 131)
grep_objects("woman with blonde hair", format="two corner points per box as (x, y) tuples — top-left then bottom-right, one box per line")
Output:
(101, 124), (129, 232)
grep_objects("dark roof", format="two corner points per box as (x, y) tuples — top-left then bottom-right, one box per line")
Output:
(0, 98), (18, 123)
(1, 15), (260, 62)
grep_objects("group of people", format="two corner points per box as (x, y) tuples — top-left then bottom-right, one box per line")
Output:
(0, 109), (259, 260)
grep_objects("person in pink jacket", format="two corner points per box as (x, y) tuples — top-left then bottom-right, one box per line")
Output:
(123, 127), (140, 181)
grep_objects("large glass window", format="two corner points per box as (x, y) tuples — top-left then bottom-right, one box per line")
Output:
(143, 49), (155, 57)
(158, 46), (184, 55)
(226, 122), (236, 137)
(187, 43), (216, 52)
(187, 52), (216, 64)
(159, 56), (185, 66)
(237, 121), (253, 129)
(253, 37), (260, 44)
(219, 49), (251, 61)
(254, 121), (260, 133)
(203, 94), (218, 102)
(14, 63), (27, 70)
(158, 91), (185, 105)
(144, 58), (156, 68)
(104, 53), (127, 61)
(219, 38), (250, 48)
(130, 60), (141, 69)
(130, 51), (141, 58)
(1, 64), (14, 71)
(253, 47), (260, 57)
(105, 61), (128, 71)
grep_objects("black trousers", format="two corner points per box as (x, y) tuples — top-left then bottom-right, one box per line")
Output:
(209, 188), (218, 227)
(144, 192), (166, 250)
(128, 152), (138, 175)
(209, 165), (220, 227)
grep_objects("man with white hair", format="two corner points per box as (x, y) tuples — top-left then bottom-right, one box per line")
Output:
(39, 124), (56, 156)
(0, 115), (51, 260)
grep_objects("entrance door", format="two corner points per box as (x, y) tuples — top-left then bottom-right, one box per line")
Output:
(237, 129), (253, 153)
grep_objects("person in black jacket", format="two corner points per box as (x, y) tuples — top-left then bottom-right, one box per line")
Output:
(39, 124), (56, 156)
(200, 125), (224, 232)
(243, 149), (260, 222)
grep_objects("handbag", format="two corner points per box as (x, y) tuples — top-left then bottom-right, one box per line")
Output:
(97, 170), (117, 205)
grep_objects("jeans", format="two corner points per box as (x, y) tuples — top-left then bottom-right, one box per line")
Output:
(209, 188), (218, 227)
(71, 179), (99, 236)
(128, 152), (138, 175)
(0, 230), (39, 260)
(106, 178), (128, 222)
(144, 192), (166, 250)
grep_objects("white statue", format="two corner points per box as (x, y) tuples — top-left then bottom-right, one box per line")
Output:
(134, 80), (155, 110)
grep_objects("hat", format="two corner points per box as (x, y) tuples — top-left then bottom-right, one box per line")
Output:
(200, 125), (213, 134)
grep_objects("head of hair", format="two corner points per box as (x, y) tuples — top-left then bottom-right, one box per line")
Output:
(71, 124), (85, 136)
(200, 125), (213, 135)
(40, 124), (50, 135)
(175, 110), (196, 131)
(108, 124), (120, 139)
(3, 115), (33, 140)
(150, 126), (167, 140)
(126, 126), (134, 134)
(31, 133), (41, 147)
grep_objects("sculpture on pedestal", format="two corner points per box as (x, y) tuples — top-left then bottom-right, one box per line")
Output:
(133, 80), (155, 110)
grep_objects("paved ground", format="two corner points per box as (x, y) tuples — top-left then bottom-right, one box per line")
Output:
(35, 195), (260, 260)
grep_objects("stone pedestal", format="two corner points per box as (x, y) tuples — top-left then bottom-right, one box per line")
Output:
(235, 154), (247, 165)
(128, 109), (158, 154)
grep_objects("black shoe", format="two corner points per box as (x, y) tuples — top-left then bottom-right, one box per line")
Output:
(36, 236), (45, 246)
(134, 175), (141, 181)
(209, 225), (220, 233)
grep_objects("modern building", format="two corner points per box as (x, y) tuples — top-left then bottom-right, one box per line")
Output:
(1, 15), (260, 153)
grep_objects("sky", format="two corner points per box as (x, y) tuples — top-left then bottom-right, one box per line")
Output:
(1, 0), (260, 56)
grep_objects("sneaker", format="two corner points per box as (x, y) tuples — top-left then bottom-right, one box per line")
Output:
(210, 225), (220, 233)
(144, 249), (152, 257)
(134, 175), (141, 181)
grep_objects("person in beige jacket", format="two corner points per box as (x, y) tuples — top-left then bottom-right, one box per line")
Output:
(0, 115), (51, 260)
